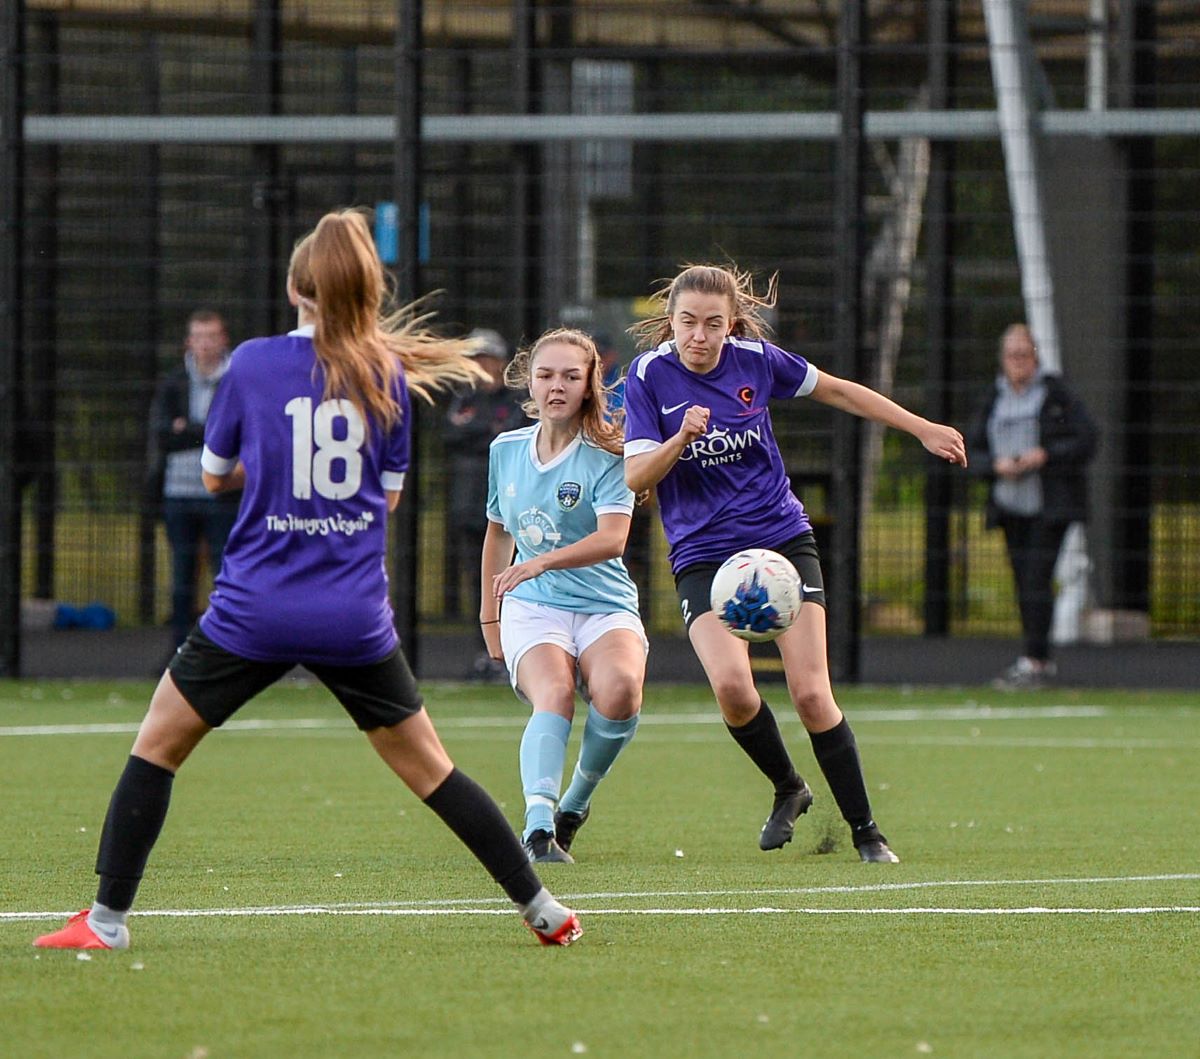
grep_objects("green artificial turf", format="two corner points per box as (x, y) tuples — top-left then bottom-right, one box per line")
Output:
(3, 680), (1198, 1058)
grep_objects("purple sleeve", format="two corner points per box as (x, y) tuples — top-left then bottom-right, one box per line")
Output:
(202, 357), (243, 461)
(384, 375), (412, 478)
(763, 340), (818, 400)
(622, 358), (664, 446)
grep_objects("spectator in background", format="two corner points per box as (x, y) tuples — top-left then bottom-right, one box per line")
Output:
(595, 331), (626, 412)
(966, 323), (1098, 690)
(147, 310), (240, 649)
(442, 329), (526, 677)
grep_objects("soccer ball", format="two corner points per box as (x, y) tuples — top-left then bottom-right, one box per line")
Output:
(710, 548), (803, 642)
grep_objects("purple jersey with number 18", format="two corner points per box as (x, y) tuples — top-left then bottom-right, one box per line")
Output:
(199, 326), (410, 665)
(623, 337), (818, 573)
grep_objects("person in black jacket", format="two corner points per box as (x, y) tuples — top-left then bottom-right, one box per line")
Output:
(441, 329), (526, 677)
(147, 310), (241, 648)
(966, 323), (1098, 689)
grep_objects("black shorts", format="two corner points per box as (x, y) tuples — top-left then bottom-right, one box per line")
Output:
(168, 627), (424, 731)
(673, 532), (826, 631)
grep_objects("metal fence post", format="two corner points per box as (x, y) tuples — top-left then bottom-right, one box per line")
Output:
(924, 0), (956, 637)
(394, 0), (423, 670)
(829, 0), (865, 683)
(0, 0), (26, 676)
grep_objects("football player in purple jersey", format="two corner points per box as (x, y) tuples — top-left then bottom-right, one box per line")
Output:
(34, 210), (581, 951)
(624, 264), (966, 863)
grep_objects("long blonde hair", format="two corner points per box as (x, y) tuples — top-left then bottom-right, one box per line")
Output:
(628, 263), (778, 350)
(504, 327), (624, 457)
(287, 209), (484, 429)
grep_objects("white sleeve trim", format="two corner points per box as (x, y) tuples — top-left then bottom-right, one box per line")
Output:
(729, 336), (765, 353)
(633, 346), (673, 381)
(623, 438), (662, 459)
(794, 364), (820, 398)
(382, 470), (407, 492)
(595, 503), (634, 517)
(487, 513), (506, 524)
(201, 446), (237, 476)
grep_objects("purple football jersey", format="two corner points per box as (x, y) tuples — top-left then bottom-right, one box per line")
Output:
(624, 337), (817, 572)
(199, 328), (410, 665)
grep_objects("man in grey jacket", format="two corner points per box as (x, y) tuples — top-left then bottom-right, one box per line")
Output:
(147, 310), (240, 648)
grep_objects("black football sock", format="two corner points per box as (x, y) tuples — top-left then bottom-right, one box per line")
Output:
(726, 701), (803, 793)
(809, 717), (875, 832)
(95, 755), (175, 912)
(423, 768), (541, 907)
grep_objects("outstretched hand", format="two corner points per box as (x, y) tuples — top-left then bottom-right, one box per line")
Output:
(920, 422), (968, 467)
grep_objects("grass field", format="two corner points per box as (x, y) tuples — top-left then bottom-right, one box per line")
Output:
(3, 680), (1198, 1058)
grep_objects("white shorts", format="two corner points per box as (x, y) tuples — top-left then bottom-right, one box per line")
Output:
(499, 595), (648, 702)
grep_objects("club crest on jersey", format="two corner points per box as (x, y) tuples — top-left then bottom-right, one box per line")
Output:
(737, 386), (755, 405)
(556, 481), (582, 511)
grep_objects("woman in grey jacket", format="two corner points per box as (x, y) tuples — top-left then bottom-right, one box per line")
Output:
(965, 324), (1098, 689)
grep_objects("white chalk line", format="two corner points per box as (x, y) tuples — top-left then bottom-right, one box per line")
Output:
(0, 704), (1134, 739)
(8, 906), (1199, 924)
(5, 873), (1198, 924)
(3, 710), (1197, 752)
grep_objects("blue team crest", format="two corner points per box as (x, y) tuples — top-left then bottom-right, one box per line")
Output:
(556, 481), (582, 511)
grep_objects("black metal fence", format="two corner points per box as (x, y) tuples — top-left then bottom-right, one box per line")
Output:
(2, 1), (1198, 678)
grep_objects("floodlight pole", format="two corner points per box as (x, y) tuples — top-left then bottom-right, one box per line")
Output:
(0, 0), (25, 677)
(982, 0), (1061, 371)
(393, 0), (423, 670)
(828, 0), (865, 683)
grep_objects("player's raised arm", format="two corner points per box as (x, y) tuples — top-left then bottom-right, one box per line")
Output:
(809, 370), (967, 467)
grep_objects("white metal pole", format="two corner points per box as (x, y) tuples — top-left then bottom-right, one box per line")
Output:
(982, 0), (1061, 371)
(1087, 0), (1109, 113)
(985, 0), (1093, 643)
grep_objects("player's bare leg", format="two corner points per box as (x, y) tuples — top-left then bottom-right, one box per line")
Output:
(688, 613), (812, 849)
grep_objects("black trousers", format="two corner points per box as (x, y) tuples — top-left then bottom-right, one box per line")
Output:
(998, 514), (1071, 662)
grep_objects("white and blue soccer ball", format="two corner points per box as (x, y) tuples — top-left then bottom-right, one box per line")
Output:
(710, 548), (803, 643)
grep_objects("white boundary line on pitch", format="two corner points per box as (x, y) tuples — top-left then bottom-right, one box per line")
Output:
(9, 906), (1200, 922)
(0, 705), (1130, 738)
(5, 873), (1198, 923)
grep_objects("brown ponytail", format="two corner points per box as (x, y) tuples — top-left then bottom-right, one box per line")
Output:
(628, 263), (778, 351)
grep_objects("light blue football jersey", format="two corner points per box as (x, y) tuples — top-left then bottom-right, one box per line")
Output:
(487, 424), (639, 615)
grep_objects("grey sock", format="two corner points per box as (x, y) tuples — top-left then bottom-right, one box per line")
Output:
(88, 901), (128, 930)
(520, 887), (570, 931)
